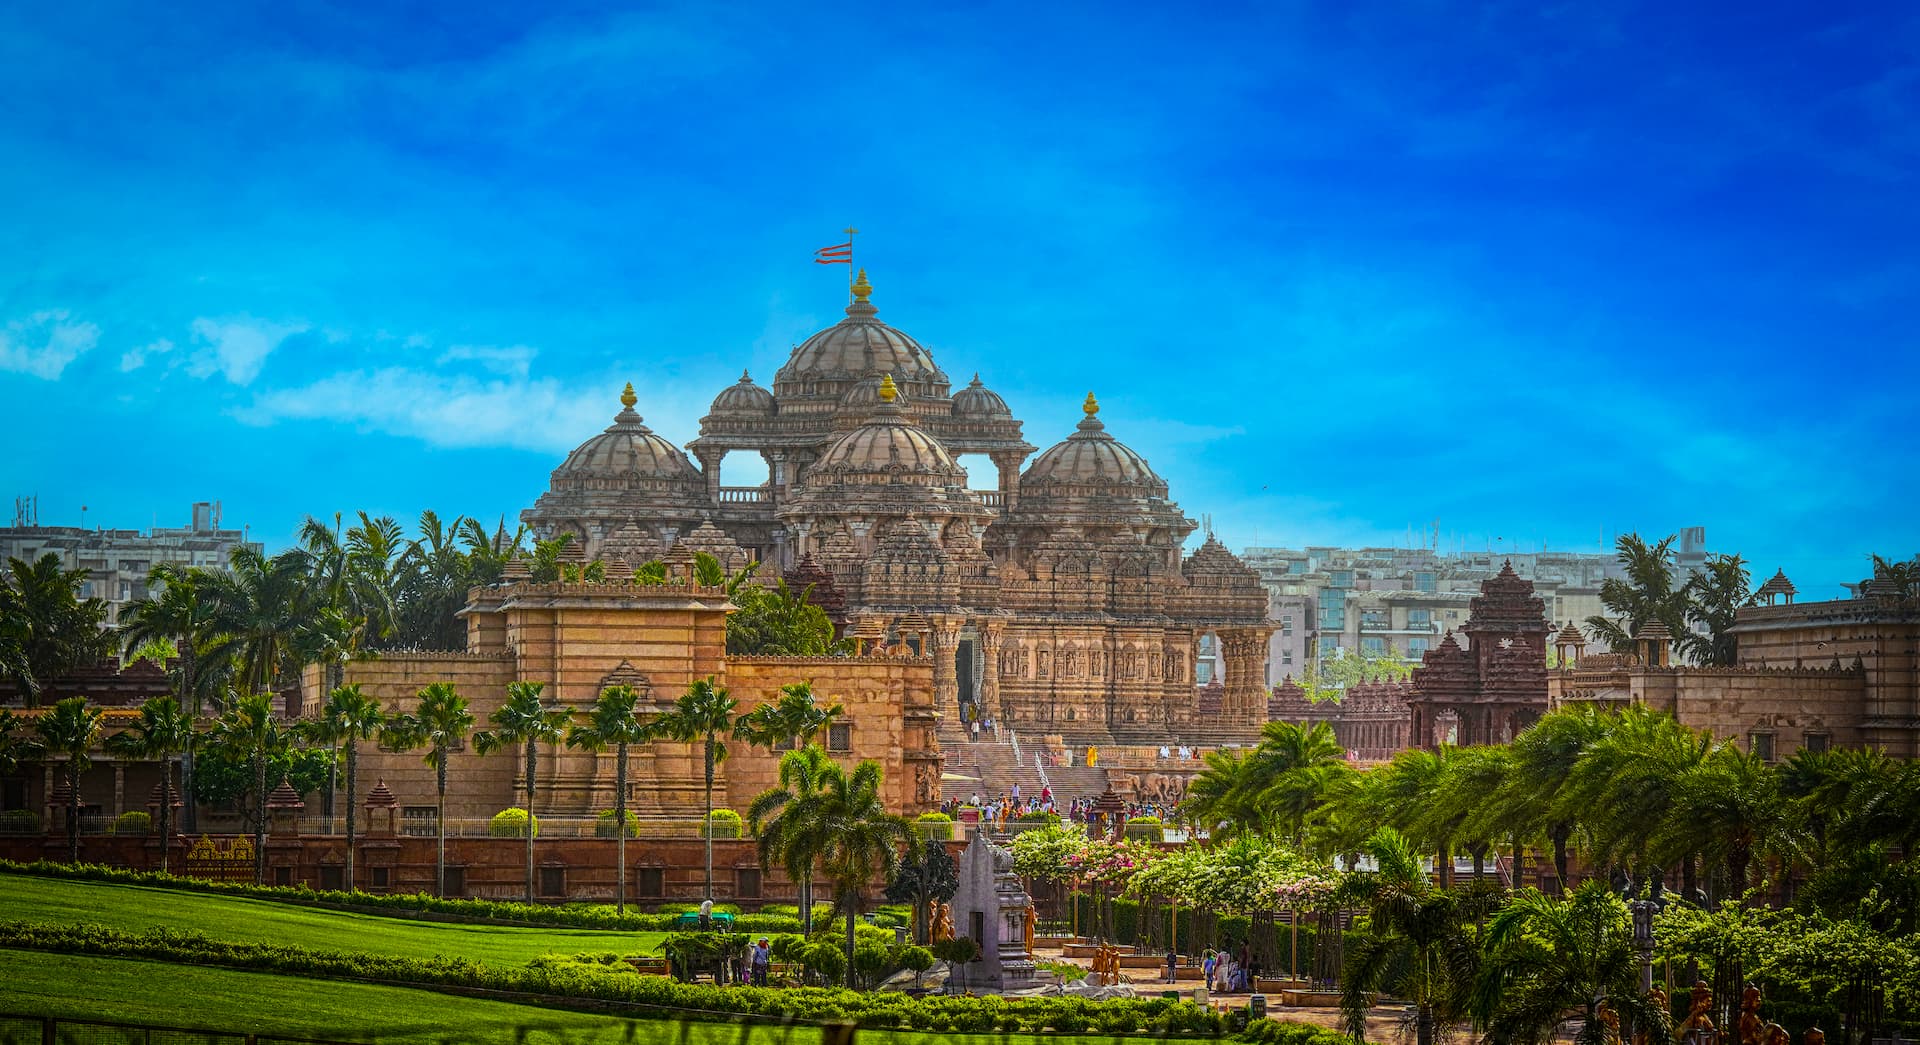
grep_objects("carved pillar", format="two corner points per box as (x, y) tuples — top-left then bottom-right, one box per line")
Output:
(763, 450), (787, 506)
(991, 453), (1025, 511)
(978, 621), (1006, 723)
(694, 449), (724, 503)
(931, 618), (964, 728)
(112, 762), (125, 816)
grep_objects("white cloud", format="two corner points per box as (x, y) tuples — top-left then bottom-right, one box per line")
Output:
(437, 343), (538, 378)
(234, 367), (703, 454)
(0, 310), (100, 380)
(120, 337), (176, 372)
(187, 315), (307, 385)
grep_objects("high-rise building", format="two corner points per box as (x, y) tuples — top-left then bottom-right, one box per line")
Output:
(0, 500), (260, 627)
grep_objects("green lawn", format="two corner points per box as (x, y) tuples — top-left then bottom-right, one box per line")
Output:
(0, 876), (667, 965)
(0, 950), (757, 1044)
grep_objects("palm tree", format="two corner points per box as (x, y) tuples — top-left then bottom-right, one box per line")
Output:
(1337, 826), (1487, 1045)
(1437, 745), (1516, 884)
(567, 684), (648, 913)
(383, 682), (474, 897)
(1780, 746), (1894, 869)
(473, 681), (571, 901)
(1370, 747), (1458, 886)
(303, 685), (385, 890)
(204, 547), (313, 695)
(1681, 553), (1753, 665)
(1246, 719), (1352, 844)
(121, 562), (228, 832)
(1177, 747), (1263, 839)
(810, 758), (912, 989)
(748, 744), (840, 933)
(1562, 706), (1710, 896)
(649, 676), (738, 901)
(31, 697), (104, 862)
(103, 695), (195, 871)
(1473, 881), (1669, 1045)
(1660, 743), (1800, 903)
(208, 692), (290, 883)
(2, 554), (114, 706)
(1506, 704), (1613, 889)
(1584, 534), (1692, 655)
(734, 681), (843, 753)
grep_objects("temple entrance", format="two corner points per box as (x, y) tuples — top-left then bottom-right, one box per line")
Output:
(956, 638), (977, 713)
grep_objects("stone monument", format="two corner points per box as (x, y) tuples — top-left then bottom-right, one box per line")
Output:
(948, 830), (1039, 991)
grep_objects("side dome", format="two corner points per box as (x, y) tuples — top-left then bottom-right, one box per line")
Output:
(952, 374), (1011, 417)
(773, 269), (950, 397)
(707, 370), (775, 416)
(1020, 393), (1166, 495)
(553, 384), (701, 486)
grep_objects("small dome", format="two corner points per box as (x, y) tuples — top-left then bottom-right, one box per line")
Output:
(554, 385), (701, 485)
(952, 374), (1011, 417)
(708, 370), (775, 416)
(1021, 393), (1166, 493)
(810, 377), (963, 479)
(842, 374), (910, 410)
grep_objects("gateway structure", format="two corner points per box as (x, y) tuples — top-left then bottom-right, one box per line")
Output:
(523, 271), (1273, 743)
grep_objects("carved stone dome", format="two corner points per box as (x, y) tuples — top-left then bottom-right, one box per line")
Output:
(841, 374), (910, 410)
(1021, 394), (1166, 494)
(812, 389), (963, 479)
(552, 385), (701, 488)
(952, 374), (1011, 417)
(707, 370), (775, 416)
(773, 270), (949, 397)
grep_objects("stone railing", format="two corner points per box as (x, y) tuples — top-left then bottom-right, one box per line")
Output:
(718, 487), (770, 505)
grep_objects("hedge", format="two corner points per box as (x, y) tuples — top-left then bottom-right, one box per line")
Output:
(110, 811), (152, 837)
(1070, 893), (1331, 974)
(489, 808), (537, 838)
(0, 861), (802, 933)
(0, 920), (1263, 1036)
(702, 809), (743, 839)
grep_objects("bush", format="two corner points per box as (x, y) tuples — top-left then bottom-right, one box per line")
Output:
(1123, 815), (1164, 842)
(595, 809), (639, 838)
(1015, 810), (1061, 826)
(0, 810), (39, 835)
(702, 809), (743, 839)
(488, 808), (537, 838)
(914, 812), (954, 841)
(109, 811), (152, 837)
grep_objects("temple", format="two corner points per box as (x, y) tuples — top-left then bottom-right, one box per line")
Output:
(520, 270), (1274, 744)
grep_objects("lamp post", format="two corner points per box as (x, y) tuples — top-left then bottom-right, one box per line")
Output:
(1629, 897), (1658, 993)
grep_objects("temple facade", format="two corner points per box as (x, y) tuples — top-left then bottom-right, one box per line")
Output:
(520, 270), (1273, 743)
(1406, 563), (1553, 748)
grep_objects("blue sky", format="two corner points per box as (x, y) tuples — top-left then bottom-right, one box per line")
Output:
(3, 2), (1915, 595)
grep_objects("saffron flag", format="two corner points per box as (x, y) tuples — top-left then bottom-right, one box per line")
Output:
(814, 242), (852, 264)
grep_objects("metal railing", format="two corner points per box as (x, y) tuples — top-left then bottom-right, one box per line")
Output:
(289, 816), (752, 840)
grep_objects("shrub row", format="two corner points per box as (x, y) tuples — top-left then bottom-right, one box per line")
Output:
(0, 860), (803, 933)
(0, 920), (1284, 1037)
(1070, 893), (1331, 974)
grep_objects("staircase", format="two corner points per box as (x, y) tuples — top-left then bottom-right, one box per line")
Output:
(938, 730), (1111, 807)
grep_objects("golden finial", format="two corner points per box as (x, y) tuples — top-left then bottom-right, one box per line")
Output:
(852, 268), (872, 302)
(1083, 392), (1099, 416)
(878, 374), (898, 403)
(620, 382), (638, 409)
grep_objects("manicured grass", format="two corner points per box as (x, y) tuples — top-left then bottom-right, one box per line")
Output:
(0, 950), (747, 1044)
(0, 875), (667, 966)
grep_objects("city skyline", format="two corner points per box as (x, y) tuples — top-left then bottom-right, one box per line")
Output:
(4, 3), (1915, 595)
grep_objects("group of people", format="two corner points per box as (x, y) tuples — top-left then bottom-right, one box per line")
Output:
(1157, 745), (1200, 761)
(1170, 944), (1257, 994)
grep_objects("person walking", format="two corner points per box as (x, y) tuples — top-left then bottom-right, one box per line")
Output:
(752, 937), (770, 986)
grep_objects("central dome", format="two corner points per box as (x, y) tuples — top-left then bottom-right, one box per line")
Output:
(773, 270), (949, 398)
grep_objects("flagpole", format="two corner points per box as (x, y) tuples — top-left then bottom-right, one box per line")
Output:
(845, 225), (859, 299)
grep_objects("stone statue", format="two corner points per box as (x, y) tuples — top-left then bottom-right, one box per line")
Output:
(931, 901), (954, 944)
(1598, 1002), (1623, 1045)
(1023, 905), (1037, 955)
(1738, 985), (1764, 1045)
(1635, 986), (1672, 1045)
(1763, 1024), (1789, 1045)
(1803, 1029), (1825, 1045)
(1678, 980), (1717, 1045)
